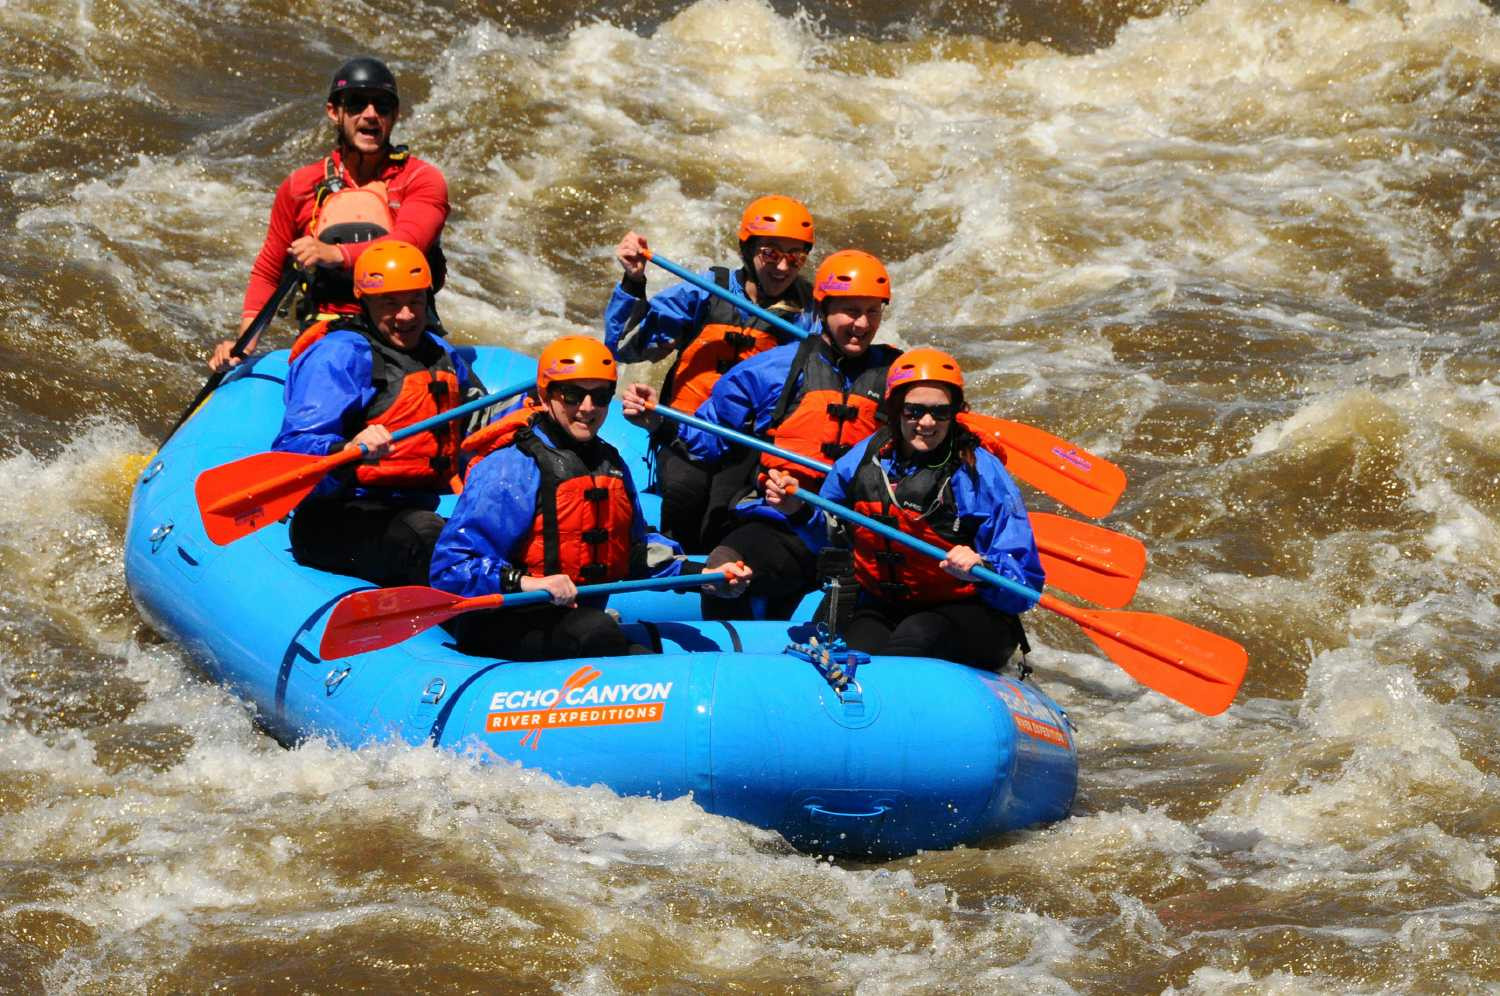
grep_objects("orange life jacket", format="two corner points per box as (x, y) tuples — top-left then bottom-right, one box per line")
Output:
(296, 156), (396, 320)
(848, 427), (982, 605)
(295, 151), (448, 324)
(288, 319), (462, 490)
(465, 412), (636, 584)
(658, 268), (810, 413)
(762, 336), (890, 490)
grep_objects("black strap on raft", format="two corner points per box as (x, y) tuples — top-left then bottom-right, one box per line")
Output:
(1014, 625), (1033, 682)
(816, 546), (857, 638)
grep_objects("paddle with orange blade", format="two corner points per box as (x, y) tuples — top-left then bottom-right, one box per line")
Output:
(642, 399), (1145, 607)
(956, 414), (1125, 519)
(1029, 512), (1145, 610)
(643, 250), (1127, 518)
(786, 482), (1247, 715)
(196, 375), (533, 545)
(319, 569), (737, 660)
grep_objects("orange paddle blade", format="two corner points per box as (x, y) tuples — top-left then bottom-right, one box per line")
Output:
(959, 413), (1126, 519)
(195, 449), (355, 546)
(1039, 593), (1247, 715)
(320, 586), (506, 660)
(1031, 512), (1147, 609)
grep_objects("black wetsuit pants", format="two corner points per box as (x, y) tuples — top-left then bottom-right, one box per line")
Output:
(445, 604), (649, 661)
(653, 442), (713, 551)
(652, 440), (760, 553)
(842, 595), (1025, 672)
(702, 519), (817, 621)
(289, 497), (444, 588)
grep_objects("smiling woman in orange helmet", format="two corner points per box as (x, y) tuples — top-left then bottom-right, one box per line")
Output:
(764, 348), (1045, 670)
(271, 240), (475, 587)
(604, 195), (819, 551)
(430, 336), (752, 660)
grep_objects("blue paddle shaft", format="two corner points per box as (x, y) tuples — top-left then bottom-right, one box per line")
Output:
(651, 403), (828, 474)
(647, 253), (811, 342)
(793, 487), (1040, 608)
(498, 570), (730, 609)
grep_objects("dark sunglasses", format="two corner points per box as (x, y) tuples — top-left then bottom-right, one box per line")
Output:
(901, 402), (956, 422)
(548, 383), (615, 407)
(339, 92), (397, 115)
(754, 245), (809, 267)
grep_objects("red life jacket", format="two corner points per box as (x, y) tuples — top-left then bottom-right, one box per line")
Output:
(288, 319), (462, 490)
(471, 415), (636, 584)
(658, 268), (809, 413)
(848, 427), (982, 605)
(762, 336), (889, 490)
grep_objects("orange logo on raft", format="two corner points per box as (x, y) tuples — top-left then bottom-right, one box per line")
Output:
(485, 665), (673, 750)
(988, 679), (1071, 750)
(1014, 713), (1070, 749)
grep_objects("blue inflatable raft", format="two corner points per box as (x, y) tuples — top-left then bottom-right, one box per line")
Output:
(124, 345), (1077, 858)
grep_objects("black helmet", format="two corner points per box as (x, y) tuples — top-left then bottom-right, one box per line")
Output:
(327, 57), (399, 105)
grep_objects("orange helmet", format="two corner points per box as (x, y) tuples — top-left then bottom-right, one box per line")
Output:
(738, 195), (814, 246)
(537, 336), (617, 395)
(813, 249), (891, 303)
(354, 241), (432, 297)
(886, 348), (964, 398)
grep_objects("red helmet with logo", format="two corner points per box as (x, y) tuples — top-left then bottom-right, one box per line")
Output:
(885, 348), (964, 398)
(737, 195), (815, 246)
(537, 336), (617, 395)
(353, 241), (432, 297)
(813, 249), (890, 303)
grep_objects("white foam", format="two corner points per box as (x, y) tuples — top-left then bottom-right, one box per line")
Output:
(1203, 645), (1493, 857)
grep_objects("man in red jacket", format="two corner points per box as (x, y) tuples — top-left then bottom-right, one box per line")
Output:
(209, 56), (450, 372)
